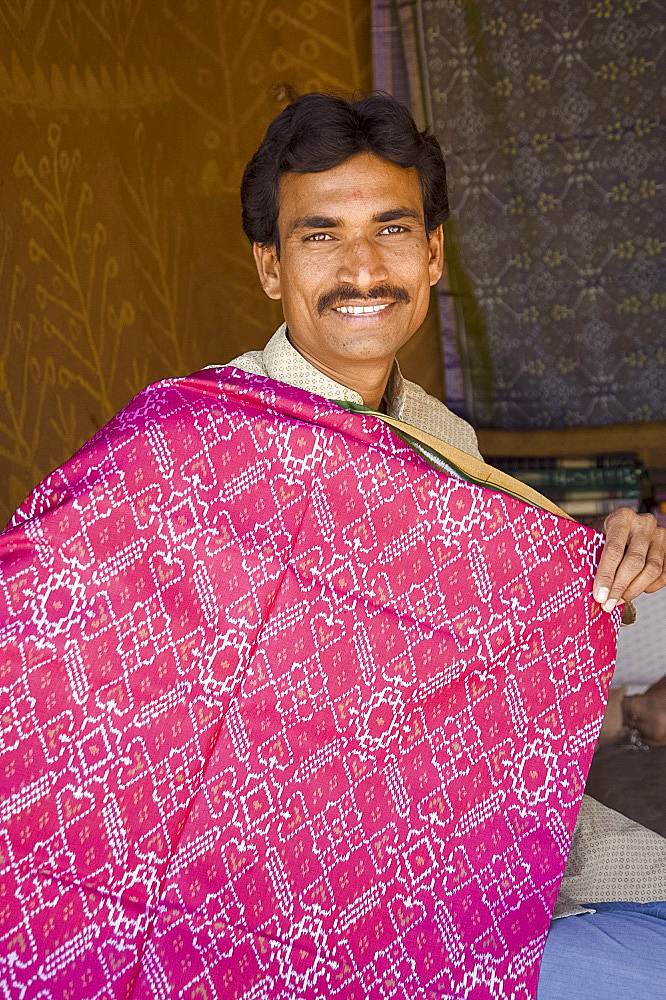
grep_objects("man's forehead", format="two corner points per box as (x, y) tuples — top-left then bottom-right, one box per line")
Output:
(277, 153), (423, 221)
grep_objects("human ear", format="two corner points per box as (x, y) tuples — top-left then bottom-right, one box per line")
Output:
(427, 225), (444, 286)
(252, 243), (282, 300)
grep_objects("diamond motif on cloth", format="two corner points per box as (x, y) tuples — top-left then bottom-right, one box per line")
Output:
(0, 370), (619, 998)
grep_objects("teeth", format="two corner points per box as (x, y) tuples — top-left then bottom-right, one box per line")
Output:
(335, 303), (390, 315)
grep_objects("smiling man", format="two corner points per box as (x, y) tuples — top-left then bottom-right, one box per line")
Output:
(236, 92), (665, 618)
(230, 92), (666, 998)
(3, 92), (666, 1000)
(253, 154), (442, 411)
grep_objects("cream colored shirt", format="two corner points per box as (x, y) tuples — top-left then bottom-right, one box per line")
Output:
(227, 324), (666, 919)
(229, 324), (483, 460)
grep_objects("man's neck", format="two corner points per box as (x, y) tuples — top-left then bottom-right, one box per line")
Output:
(287, 335), (393, 411)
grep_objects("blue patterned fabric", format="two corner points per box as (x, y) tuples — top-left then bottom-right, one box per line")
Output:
(374, 0), (666, 430)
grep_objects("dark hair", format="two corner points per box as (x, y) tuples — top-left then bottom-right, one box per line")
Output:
(241, 92), (449, 253)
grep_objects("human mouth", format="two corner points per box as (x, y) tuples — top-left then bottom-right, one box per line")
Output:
(333, 303), (392, 315)
(317, 284), (410, 315)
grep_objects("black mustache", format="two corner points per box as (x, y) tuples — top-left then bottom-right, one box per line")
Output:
(317, 284), (411, 315)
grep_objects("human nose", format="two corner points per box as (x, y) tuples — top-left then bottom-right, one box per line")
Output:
(336, 234), (389, 289)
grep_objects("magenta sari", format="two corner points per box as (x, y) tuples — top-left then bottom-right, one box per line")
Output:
(0, 370), (620, 999)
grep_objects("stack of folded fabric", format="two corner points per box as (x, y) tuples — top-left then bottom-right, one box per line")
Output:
(491, 453), (645, 525)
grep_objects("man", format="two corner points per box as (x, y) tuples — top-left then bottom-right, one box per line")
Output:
(230, 93), (666, 995)
(235, 92), (666, 743)
(1, 93), (665, 1000)
(237, 93), (666, 615)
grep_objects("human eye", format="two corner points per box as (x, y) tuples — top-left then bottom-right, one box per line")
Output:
(379, 224), (408, 235)
(304, 232), (334, 242)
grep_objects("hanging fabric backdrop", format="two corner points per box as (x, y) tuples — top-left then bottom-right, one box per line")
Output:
(374, 0), (666, 430)
(0, 1), (376, 529)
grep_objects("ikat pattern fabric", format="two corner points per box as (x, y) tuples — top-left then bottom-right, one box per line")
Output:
(0, 372), (620, 999)
(419, 0), (666, 429)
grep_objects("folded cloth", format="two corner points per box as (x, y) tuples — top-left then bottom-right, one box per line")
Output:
(0, 370), (621, 999)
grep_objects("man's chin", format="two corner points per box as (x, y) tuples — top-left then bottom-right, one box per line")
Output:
(288, 308), (414, 365)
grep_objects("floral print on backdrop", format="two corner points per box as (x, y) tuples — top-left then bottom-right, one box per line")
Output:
(0, 0), (372, 527)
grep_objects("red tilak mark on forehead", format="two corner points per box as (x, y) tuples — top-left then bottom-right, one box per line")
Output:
(350, 189), (364, 200)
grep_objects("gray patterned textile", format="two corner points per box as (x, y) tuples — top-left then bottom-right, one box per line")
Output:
(375, 0), (666, 430)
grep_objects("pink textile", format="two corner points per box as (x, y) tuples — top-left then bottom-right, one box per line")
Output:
(0, 370), (620, 999)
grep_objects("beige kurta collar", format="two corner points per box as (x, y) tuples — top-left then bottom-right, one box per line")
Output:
(263, 323), (406, 417)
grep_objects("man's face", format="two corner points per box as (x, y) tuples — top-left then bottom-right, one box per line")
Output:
(253, 153), (443, 377)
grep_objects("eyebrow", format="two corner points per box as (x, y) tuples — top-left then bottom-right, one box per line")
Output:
(288, 215), (341, 235)
(287, 206), (423, 236)
(372, 207), (423, 224)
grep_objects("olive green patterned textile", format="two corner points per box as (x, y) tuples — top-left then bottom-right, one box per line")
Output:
(0, 0), (372, 528)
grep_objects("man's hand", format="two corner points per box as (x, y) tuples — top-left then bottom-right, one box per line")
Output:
(593, 508), (666, 612)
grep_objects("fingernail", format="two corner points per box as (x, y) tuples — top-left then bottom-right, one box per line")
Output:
(595, 586), (609, 604)
(602, 598), (618, 613)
